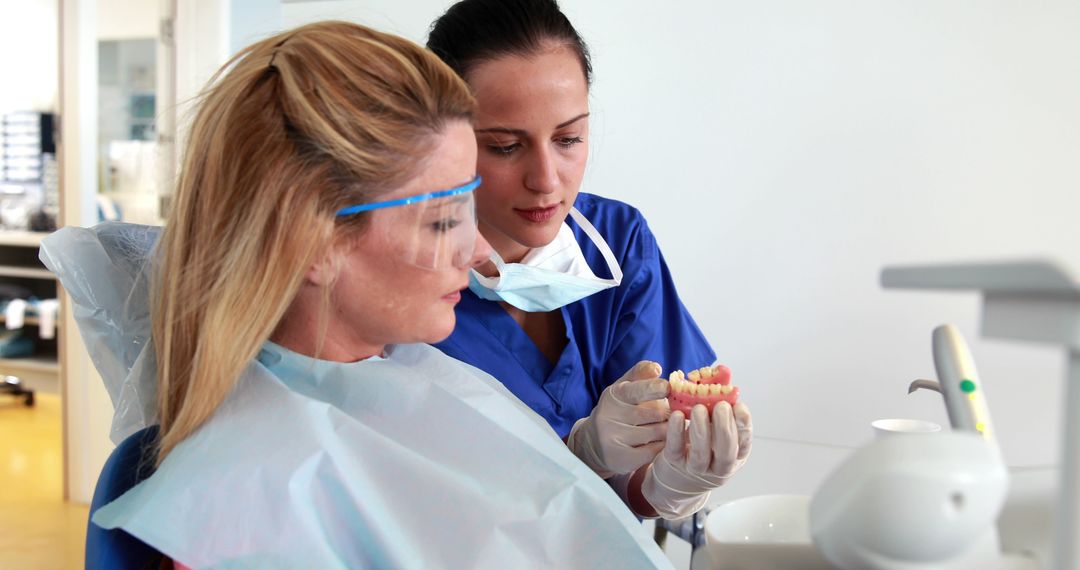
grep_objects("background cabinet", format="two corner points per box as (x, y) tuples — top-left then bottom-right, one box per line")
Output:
(0, 230), (59, 401)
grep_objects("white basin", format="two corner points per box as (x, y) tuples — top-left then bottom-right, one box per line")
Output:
(705, 494), (812, 545)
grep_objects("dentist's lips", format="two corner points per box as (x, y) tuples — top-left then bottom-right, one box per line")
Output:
(515, 205), (560, 223)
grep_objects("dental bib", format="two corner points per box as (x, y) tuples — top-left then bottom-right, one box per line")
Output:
(469, 207), (623, 312)
(91, 343), (671, 569)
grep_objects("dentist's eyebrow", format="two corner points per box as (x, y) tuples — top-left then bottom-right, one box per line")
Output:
(475, 113), (590, 136)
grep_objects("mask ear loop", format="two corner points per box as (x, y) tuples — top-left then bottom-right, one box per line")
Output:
(566, 208), (623, 284)
(471, 208), (624, 290)
(469, 248), (507, 288)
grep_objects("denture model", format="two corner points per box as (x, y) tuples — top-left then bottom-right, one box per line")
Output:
(668, 364), (739, 416)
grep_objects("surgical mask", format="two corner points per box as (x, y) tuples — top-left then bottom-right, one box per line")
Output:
(468, 207), (622, 312)
(336, 176), (480, 270)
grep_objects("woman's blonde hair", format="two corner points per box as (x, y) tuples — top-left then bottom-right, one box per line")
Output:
(151, 21), (475, 463)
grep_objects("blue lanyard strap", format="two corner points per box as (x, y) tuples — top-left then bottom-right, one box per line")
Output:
(335, 176), (481, 217)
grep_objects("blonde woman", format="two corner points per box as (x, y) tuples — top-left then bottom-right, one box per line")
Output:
(78, 21), (670, 569)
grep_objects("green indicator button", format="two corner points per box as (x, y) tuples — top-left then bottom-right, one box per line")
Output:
(960, 379), (977, 393)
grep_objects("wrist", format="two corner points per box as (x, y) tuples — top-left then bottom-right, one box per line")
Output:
(641, 462), (712, 520)
(566, 417), (615, 479)
(627, 464), (659, 518)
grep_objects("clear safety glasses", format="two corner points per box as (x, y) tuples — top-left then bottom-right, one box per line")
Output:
(336, 177), (481, 270)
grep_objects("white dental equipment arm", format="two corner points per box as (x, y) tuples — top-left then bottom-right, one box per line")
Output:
(933, 325), (994, 439)
(908, 324), (997, 442)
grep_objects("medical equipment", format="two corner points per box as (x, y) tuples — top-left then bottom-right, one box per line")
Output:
(336, 176), (481, 270)
(871, 418), (941, 436)
(907, 325), (997, 443)
(667, 364), (739, 415)
(686, 323), (1034, 570)
(685, 258), (1077, 569)
(882, 259), (1079, 570)
(810, 430), (1017, 569)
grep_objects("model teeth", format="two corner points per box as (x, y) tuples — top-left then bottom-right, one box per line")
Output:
(669, 377), (738, 396)
(668, 363), (738, 415)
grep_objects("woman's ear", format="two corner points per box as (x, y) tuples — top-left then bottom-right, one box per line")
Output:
(304, 248), (339, 287)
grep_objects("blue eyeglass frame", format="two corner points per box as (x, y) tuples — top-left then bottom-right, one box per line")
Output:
(335, 176), (481, 217)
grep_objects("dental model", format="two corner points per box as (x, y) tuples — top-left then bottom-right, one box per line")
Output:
(668, 364), (739, 416)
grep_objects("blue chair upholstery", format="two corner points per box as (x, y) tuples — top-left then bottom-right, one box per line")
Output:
(86, 425), (163, 570)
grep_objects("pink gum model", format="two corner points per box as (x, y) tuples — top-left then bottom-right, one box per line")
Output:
(668, 364), (740, 416)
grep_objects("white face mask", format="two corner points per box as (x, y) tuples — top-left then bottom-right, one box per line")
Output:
(468, 208), (623, 312)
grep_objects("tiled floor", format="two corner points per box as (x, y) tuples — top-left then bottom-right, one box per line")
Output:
(0, 392), (88, 569)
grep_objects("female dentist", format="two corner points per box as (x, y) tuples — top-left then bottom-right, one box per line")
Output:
(428, 0), (753, 519)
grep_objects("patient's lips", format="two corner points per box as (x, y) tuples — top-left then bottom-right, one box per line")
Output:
(667, 364), (740, 416)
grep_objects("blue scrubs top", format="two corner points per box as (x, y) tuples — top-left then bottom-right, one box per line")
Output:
(434, 193), (716, 438)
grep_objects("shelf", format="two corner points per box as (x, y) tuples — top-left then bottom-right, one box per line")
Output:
(0, 356), (59, 395)
(0, 316), (43, 326)
(0, 356), (58, 374)
(0, 265), (54, 279)
(0, 230), (49, 248)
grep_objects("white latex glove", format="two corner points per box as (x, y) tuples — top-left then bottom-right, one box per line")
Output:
(566, 361), (671, 479)
(641, 401), (753, 520)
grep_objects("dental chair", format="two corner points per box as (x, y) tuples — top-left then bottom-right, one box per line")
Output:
(36, 223), (165, 566)
(86, 425), (163, 570)
(36, 224), (170, 569)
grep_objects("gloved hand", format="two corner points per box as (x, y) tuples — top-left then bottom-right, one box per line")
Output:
(566, 361), (671, 479)
(641, 401), (753, 520)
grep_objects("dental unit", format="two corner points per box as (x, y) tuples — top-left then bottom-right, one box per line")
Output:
(680, 259), (1075, 570)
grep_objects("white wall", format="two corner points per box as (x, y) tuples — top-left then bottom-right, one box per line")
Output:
(60, 0), (114, 504)
(280, 1), (1080, 474)
(98, 0), (158, 40)
(568, 0), (1080, 471)
(0, 0), (58, 112)
(230, 0), (282, 53)
(173, 0), (282, 149)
